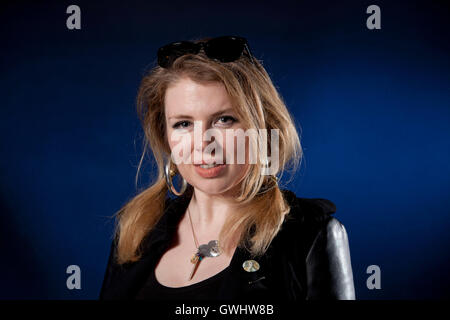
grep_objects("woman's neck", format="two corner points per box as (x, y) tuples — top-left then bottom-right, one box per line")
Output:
(188, 188), (238, 232)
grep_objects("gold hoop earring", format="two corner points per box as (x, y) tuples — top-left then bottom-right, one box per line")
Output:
(269, 174), (278, 185)
(164, 158), (188, 196)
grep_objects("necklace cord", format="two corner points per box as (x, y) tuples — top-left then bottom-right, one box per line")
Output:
(187, 207), (199, 249)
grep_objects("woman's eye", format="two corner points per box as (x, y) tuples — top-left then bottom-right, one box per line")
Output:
(173, 121), (191, 129)
(216, 116), (236, 125)
(172, 116), (236, 129)
(172, 121), (189, 129)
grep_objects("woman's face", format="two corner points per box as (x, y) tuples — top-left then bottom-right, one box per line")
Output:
(164, 76), (249, 196)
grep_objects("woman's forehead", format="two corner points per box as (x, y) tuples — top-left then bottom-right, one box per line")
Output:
(165, 78), (233, 118)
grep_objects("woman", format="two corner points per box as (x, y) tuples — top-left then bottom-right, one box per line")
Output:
(99, 36), (355, 300)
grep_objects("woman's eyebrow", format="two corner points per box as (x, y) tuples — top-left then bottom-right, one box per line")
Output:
(168, 108), (234, 120)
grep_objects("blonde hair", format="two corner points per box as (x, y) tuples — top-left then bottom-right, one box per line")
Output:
(112, 37), (303, 265)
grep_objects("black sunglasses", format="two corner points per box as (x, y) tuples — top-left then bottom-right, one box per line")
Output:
(157, 35), (255, 68)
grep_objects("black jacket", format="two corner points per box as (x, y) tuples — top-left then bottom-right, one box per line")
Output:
(99, 189), (355, 300)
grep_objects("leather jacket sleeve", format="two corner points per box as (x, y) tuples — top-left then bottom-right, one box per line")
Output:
(305, 217), (356, 300)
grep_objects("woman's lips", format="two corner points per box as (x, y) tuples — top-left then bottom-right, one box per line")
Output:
(194, 163), (227, 178)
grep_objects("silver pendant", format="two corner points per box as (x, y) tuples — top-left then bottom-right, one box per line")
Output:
(188, 240), (221, 281)
(198, 240), (221, 257)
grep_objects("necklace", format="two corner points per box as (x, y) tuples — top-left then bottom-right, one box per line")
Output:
(187, 206), (222, 280)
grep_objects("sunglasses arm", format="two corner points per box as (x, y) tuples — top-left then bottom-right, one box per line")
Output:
(244, 43), (256, 65)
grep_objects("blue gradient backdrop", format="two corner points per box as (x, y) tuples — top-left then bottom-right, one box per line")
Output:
(1, 0), (449, 299)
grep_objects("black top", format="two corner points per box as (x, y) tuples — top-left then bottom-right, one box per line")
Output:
(135, 264), (231, 300)
(100, 188), (356, 300)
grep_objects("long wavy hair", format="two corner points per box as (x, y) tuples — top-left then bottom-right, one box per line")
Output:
(112, 36), (303, 265)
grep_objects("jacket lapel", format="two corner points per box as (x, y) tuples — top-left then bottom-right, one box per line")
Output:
(216, 236), (278, 300)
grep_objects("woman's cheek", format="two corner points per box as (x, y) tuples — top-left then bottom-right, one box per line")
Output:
(169, 131), (194, 164)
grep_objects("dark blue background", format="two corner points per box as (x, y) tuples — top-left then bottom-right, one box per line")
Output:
(1, 0), (449, 299)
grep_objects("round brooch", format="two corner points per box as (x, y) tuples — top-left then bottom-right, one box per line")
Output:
(242, 260), (260, 272)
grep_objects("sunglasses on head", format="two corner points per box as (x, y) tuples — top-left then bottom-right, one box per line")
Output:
(157, 35), (255, 68)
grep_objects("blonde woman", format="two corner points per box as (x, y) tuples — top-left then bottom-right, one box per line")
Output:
(99, 36), (355, 300)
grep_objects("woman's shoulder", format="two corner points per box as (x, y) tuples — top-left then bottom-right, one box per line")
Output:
(279, 189), (355, 299)
(280, 188), (337, 225)
(279, 188), (347, 247)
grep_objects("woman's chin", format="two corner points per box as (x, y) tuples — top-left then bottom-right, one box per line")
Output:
(191, 179), (236, 196)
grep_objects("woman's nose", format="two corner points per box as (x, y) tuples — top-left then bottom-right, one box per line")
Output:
(192, 121), (220, 162)
(193, 121), (219, 148)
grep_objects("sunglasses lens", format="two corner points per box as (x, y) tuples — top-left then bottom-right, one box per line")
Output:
(157, 41), (199, 68)
(204, 37), (246, 62)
